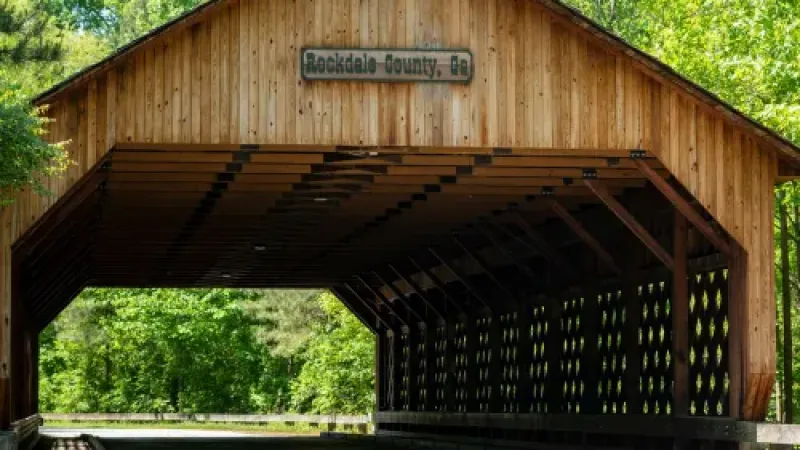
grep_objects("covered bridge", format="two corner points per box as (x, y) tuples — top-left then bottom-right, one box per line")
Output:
(1, 0), (799, 447)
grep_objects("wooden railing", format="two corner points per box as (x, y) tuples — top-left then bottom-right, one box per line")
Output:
(10, 414), (42, 450)
(375, 411), (800, 447)
(41, 413), (371, 433)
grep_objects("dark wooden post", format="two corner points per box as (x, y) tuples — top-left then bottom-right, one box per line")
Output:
(624, 278), (642, 414)
(445, 319), (458, 412)
(465, 313), (479, 412)
(581, 288), (600, 414)
(516, 304), (533, 412)
(424, 319), (437, 411)
(546, 297), (563, 413)
(389, 329), (403, 411)
(672, 211), (690, 417)
(375, 331), (386, 411)
(31, 330), (38, 416)
(406, 325), (419, 411)
(489, 312), (503, 412)
(727, 244), (747, 420)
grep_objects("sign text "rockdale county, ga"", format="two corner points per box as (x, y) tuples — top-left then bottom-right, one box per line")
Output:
(300, 48), (473, 83)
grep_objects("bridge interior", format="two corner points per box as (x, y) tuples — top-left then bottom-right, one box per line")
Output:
(12, 145), (740, 448)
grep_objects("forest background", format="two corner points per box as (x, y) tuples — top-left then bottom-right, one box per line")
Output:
(0, 0), (798, 419)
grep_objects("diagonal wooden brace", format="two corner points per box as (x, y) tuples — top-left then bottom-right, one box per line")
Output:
(632, 158), (731, 255)
(407, 257), (466, 316)
(388, 265), (445, 321)
(584, 179), (674, 271)
(372, 271), (426, 324)
(550, 199), (623, 276)
(355, 275), (410, 328)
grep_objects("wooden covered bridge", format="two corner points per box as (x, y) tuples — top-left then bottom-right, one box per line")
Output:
(1, 0), (798, 447)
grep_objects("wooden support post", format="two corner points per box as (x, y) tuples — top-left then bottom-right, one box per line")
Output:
(516, 305), (533, 412)
(488, 313), (503, 412)
(632, 158), (731, 255)
(376, 332), (386, 411)
(550, 200), (623, 276)
(545, 297), (563, 413)
(728, 244), (746, 420)
(424, 319), (437, 411)
(465, 313), (479, 412)
(624, 278), (642, 414)
(406, 326), (419, 411)
(673, 211), (690, 417)
(585, 179), (675, 271)
(31, 330), (38, 416)
(582, 288), (600, 414)
(445, 320), (458, 412)
(391, 329), (403, 411)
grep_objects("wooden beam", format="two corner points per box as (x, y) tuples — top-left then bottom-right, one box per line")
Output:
(632, 159), (731, 255)
(550, 200), (623, 276)
(387, 265), (445, 321)
(407, 258), (465, 316)
(372, 272), (425, 324)
(512, 212), (576, 278)
(330, 286), (380, 334)
(584, 179), (674, 271)
(355, 276), (410, 328)
(475, 223), (542, 284)
(672, 211), (689, 417)
(428, 248), (493, 313)
(451, 235), (519, 307)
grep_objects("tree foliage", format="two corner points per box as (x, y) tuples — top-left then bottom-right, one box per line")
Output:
(0, 0), (76, 202)
(41, 0), (203, 49)
(289, 293), (375, 414)
(40, 288), (374, 414)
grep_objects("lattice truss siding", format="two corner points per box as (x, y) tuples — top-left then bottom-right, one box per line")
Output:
(379, 268), (729, 416)
(689, 268), (729, 416)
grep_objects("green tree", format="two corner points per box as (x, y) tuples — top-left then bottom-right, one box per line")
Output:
(39, 288), (374, 414)
(42, 0), (204, 49)
(290, 293), (375, 415)
(0, 0), (75, 202)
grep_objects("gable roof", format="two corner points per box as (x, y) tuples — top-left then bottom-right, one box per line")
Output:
(33, 0), (800, 164)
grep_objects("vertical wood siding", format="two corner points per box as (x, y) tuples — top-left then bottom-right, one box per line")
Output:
(0, 0), (781, 419)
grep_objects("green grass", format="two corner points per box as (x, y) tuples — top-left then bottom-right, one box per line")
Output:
(43, 420), (371, 435)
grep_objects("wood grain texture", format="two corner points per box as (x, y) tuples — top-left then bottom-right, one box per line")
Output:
(0, 0), (790, 420)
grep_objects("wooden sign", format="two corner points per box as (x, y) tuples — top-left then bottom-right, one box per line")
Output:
(301, 48), (473, 83)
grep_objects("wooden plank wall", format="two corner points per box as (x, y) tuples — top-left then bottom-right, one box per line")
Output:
(0, 0), (780, 420)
